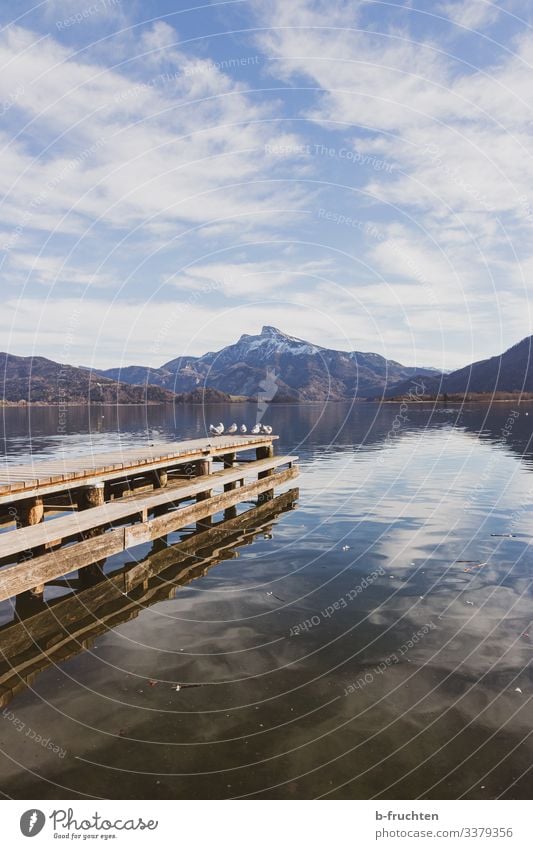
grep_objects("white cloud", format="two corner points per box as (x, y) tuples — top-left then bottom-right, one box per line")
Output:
(438, 0), (501, 30)
(0, 23), (307, 243)
(251, 0), (533, 357)
(5, 252), (115, 288)
(2, 2), (532, 370)
(175, 257), (335, 297)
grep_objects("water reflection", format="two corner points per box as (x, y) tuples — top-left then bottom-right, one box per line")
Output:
(0, 490), (298, 710)
(0, 403), (531, 800)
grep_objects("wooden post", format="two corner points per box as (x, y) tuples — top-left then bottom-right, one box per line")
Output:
(256, 443), (275, 503)
(195, 459), (212, 530)
(15, 497), (45, 598)
(223, 453), (237, 491)
(78, 561), (106, 588)
(78, 482), (105, 511)
(78, 483), (107, 575)
(222, 453), (238, 519)
(16, 497), (44, 528)
(14, 590), (47, 619)
(149, 534), (168, 556)
(196, 458), (211, 477)
(151, 469), (168, 489)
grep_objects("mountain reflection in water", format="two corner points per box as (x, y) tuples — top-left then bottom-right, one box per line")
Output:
(0, 401), (531, 799)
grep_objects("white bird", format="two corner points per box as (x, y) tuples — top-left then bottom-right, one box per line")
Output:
(209, 422), (225, 435)
(261, 424), (273, 434)
(251, 423), (261, 434)
(240, 424), (247, 433)
(227, 423), (238, 434)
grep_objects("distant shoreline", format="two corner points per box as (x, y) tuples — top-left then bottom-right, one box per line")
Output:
(2, 396), (532, 408)
(381, 395), (533, 405)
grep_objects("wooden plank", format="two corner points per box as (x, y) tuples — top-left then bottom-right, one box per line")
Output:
(0, 436), (278, 502)
(0, 436), (276, 480)
(0, 466), (297, 602)
(124, 466), (298, 548)
(122, 487), (298, 590)
(0, 455), (297, 560)
(0, 529), (125, 603)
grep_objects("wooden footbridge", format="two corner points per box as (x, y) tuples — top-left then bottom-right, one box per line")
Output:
(0, 435), (298, 604)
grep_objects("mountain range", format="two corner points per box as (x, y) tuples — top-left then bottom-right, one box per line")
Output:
(0, 353), (176, 405)
(1, 326), (532, 404)
(386, 334), (533, 399)
(98, 326), (440, 401)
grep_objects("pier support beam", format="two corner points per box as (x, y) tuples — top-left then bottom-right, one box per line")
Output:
(16, 497), (44, 529)
(79, 482), (105, 511)
(78, 483), (106, 575)
(78, 561), (106, 588)
(151, 469), (168, 489)
(223, 453), (238, 519)
(196, 458), (211, 477)
(195, 459), (212, 530)
(256, 445), (275, 503)
(15, 497), (45, 598)
(223, 453), (237, 490)
(14, 590), (47, 619)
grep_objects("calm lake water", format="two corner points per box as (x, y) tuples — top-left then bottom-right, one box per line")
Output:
(0, 402), (531, 800)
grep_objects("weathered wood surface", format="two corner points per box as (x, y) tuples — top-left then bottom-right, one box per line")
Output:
(0, 465), (298, 602)
(0, 489), (298, 708)
(0, 455), (296, 561)
(0, 435), (278, 503)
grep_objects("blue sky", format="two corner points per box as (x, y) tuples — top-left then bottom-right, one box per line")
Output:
(1, 0), (532, 370)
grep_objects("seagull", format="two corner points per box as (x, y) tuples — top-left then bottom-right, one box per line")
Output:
(251, 423), (261, 434)
(209, 422), (225, 435)
(227, 423), (238, 434)
(240, 424), (247, 433)
(261, 424), (273, 434)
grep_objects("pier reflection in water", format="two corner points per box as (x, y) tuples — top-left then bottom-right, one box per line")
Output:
(0, 402), (532, 800)
(0, 490), (298, 709)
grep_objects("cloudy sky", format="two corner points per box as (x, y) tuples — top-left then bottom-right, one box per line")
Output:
(1, 0), (532, 370)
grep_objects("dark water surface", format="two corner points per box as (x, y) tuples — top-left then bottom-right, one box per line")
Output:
(0, 402), (531, 799)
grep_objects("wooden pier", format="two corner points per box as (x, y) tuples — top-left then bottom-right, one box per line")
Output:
(0, 435), (298, 603)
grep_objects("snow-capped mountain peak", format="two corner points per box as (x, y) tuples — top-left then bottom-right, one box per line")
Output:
(101, 326), (440, 400)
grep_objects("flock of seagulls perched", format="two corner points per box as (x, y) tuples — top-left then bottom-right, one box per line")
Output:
(209, 422), (273, 435)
